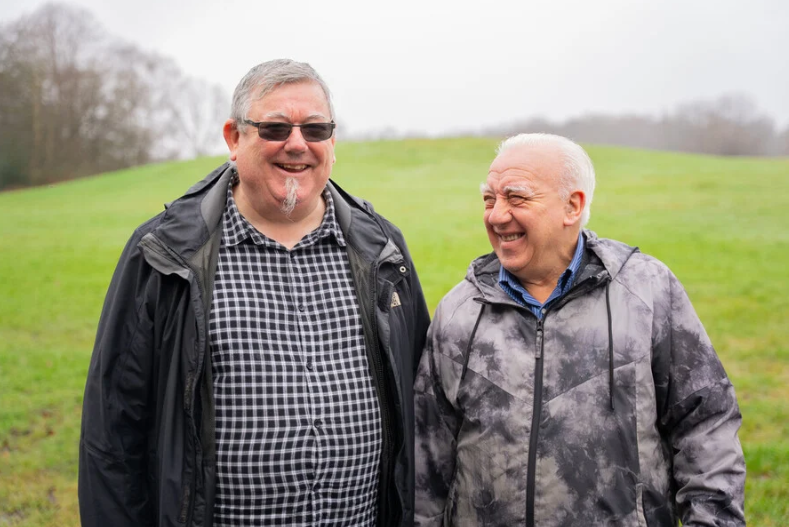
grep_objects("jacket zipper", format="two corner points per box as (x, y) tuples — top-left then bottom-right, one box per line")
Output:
(146, 237), (206, 526)
(499, 273), (608, 527)
(184, 263), (208, 527)
(369, 263), (394, 527)
(526, 317), (545, 527)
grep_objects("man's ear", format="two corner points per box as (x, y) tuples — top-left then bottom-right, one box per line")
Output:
(223, 119), (240, 161)
(564, 190), (585, 226)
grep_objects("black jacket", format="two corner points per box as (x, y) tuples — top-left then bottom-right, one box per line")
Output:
(79, 164), (431, 527)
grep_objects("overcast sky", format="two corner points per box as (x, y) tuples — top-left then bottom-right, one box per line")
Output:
(3, 0), (788, 137)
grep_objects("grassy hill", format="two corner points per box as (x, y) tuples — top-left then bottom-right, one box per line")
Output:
(1, 138), (787, 525)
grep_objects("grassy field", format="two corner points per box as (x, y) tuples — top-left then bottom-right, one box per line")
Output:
(1, 138), (787, 525)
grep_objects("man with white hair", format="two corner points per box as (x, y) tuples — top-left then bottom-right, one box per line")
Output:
(79, 59), (430, 527)
(414, 133), (745, 526)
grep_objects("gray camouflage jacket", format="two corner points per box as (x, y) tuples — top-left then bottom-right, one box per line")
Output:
(414, 231), (745, 527)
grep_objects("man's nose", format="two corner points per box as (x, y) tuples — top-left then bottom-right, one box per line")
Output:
(283, 126), (309, 153)
(487, 198), (511, 225)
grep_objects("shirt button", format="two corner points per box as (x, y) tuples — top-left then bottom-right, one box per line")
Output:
(314, 419), (323, 427)
(306, 362), (314, 371)
(298, 305), (305, 312)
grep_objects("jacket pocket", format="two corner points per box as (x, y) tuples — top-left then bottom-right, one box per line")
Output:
(178, 482), (190, 523)
(636, 483), (648, 527)
(639, 482), (675, 527)
(446, 444), (509, 526)
(443, 482), (456, 527)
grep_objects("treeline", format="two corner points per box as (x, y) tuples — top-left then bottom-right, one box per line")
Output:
(476, 94), (789, 157)
(0, 3), (227, 190)
(3, 5), (787, 191)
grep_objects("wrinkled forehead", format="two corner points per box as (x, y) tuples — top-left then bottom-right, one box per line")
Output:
(487, 144), (563, 188)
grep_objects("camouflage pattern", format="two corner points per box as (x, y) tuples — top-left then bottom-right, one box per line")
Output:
(414, 231), (745, 526)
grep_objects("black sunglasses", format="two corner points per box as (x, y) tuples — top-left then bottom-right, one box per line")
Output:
(243, 120), (336, 142)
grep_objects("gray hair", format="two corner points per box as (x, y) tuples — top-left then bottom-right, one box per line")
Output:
(230, 59), (334, 129)
(496, 133), (596, 227)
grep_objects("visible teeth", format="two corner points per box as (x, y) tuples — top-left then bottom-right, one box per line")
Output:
(500, 233), (521, 242)
(279, 164), (308, 170)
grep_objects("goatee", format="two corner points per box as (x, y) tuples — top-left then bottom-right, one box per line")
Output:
(281, 177), (299, 216)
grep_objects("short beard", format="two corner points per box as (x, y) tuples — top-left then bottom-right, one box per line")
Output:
(281, 177), (299, 217)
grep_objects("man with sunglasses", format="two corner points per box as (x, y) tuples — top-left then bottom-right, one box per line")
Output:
(79, 59), (431, 527)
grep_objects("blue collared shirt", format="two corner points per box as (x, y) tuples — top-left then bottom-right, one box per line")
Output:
(498, 233), (585, 320)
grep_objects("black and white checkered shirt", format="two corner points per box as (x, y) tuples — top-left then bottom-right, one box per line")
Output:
(209, 181), (382, 526)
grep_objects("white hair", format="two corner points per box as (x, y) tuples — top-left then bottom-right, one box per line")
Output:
(281, 177), (299, 216)
(496, 133), (596, 227)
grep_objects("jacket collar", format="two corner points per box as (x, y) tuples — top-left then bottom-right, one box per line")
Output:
(141, 164), (397, 271)
(150, 163), (233, 263)
(328, 178), (401, 266)
(583, 230), (639, 281)
(467, 229), (639, 303)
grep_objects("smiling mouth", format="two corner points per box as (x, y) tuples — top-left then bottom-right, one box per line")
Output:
(275, 163), (309, 173)
(499, 233), (524, 242)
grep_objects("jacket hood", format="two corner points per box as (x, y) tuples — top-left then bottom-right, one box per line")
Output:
(465, 229), (640, 301)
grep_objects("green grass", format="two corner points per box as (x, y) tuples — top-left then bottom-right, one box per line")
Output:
(1, 139), (787, 525)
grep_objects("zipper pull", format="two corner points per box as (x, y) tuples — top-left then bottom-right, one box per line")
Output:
(536, 320), (544, 359)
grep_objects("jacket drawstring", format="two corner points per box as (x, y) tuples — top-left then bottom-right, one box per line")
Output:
(461, 302), (486, 382)
(605, 283), (614, 410)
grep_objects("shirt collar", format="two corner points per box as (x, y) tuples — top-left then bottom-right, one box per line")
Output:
(498, 231), (586, 301)
(222, 182), (346, 249)
(560, 231), (585, 291)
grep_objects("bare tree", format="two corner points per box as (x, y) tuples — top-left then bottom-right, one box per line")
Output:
(0, 4), (151, 187)
(165, 76), (228, 158)
(670, 94), (776, 156)
(0, 2), (230, 190)
(780, 127), (789, 156)
(479, 93), (782, 157)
